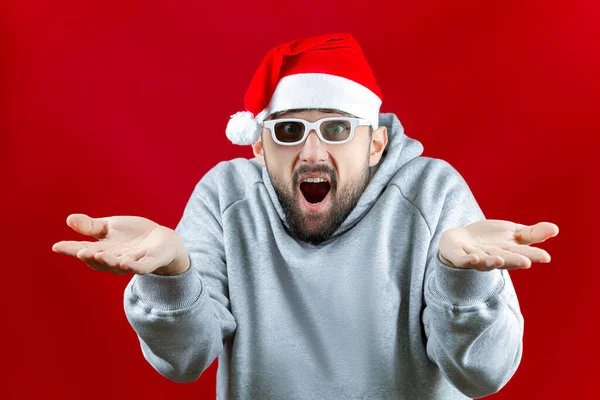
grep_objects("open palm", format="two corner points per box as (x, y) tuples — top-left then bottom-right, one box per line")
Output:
(438, 219), (559, 271)
(52, 213), (188, 275)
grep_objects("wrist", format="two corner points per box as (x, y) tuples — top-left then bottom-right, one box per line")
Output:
(153, 252), (191, 276)
(438, 251), (461, 269)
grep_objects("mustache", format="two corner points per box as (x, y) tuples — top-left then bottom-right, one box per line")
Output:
(293, 164), (338, 189)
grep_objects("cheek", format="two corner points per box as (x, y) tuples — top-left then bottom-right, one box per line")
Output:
(265, 149), (296, 182)
(332, 148), (366, 180)
(272, 155), (295, 174)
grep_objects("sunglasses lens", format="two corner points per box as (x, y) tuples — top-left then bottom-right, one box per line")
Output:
(320, 120), (352, 142)
(274, 121), (306, 143)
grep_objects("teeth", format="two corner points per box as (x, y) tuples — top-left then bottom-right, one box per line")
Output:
(302, 177), (327, 183)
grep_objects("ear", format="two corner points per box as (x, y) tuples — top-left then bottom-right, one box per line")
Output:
(251, 133), (266, 167)
(369, 126), (388, 167)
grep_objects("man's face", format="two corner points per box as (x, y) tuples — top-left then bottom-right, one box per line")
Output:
(252, 109), (388, 245)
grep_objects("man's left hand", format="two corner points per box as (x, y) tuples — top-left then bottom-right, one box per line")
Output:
(438, 220), (559, 271)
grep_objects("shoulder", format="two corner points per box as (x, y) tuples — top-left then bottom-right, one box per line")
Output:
(388, 156), (477, 224)
(389, 156), (466, 199)
(209, 157), (262, 181)
(193, 157), (263, 211)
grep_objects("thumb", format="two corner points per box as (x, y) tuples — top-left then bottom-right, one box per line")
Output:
(66, 213), (109, 239)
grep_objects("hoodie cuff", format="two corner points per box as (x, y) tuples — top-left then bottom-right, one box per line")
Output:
(131, 267), (204, 311)
(428, 256), (505, 306)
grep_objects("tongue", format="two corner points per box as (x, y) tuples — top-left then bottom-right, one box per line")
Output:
(300, 182), (330, 204)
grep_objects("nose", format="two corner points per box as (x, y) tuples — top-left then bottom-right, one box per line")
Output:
(299, 129), (329, 163)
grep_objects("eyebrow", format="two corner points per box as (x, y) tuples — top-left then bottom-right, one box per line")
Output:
(268, 108), (356, 120)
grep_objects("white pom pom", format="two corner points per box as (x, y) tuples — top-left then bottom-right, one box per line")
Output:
(225, 111), (262, 145)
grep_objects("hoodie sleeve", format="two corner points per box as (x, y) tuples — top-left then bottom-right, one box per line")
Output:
(123, 163), (237, 383)
(420, 160), (524, 399)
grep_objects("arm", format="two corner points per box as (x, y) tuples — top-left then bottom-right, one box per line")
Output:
(123, 165), (237, 383)
(421, 163), (524, 398)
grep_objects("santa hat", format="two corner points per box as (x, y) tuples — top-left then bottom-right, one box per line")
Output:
(225, 33), (383, 145)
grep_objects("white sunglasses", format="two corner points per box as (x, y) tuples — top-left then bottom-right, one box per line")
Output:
(261, 117), (371, 146)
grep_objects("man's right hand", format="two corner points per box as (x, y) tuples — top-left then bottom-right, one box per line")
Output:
(52, 214), (190, 276)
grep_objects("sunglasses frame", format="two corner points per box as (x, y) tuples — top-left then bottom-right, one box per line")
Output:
(261, 117), (371, 146)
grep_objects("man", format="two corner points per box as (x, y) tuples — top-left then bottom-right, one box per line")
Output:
(52, 33), (559, 399)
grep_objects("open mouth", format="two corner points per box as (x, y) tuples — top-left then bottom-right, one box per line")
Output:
(299, 177), (331, 204)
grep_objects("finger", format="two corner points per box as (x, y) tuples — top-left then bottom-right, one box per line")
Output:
(77, 248), (111, 272)
(457, 242), (507, 271)
(444, 243), (493, 270)
(115, 253), (137, 271)
(514, 222), (559, 245)
(53, 241), (102, 257)
(442, 245), (475, 267)
(66, 214), (109, 240)
(76, 248), (132, 275)
(481, 245), (532, 269)
(96, 251), (134, 274)
(500, 243), (551, 263)
(131, 247), (175, 274)
(120, 248), (146, 261)
(95, 251), (122, 268)
(467, 244), (502, 271)
(123, 256), (163, 275)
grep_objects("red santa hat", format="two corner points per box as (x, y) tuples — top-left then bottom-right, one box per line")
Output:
(225, 33), (383, 145)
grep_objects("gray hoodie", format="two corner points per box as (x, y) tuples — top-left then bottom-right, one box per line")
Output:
(123, 113), (523, 399)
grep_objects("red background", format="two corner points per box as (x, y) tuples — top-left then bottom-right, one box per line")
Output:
(3, 0), (598, 398)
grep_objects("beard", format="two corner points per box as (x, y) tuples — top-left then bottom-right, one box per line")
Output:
(266, 158), (371, 245)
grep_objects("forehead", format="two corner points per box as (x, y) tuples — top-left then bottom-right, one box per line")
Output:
(267, 108), (356, 120)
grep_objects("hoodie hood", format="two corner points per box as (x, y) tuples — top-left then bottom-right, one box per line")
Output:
(259, 112), (424, 243)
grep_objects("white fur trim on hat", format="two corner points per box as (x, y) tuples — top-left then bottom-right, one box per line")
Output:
(255, 73), (381, 128)
(226, 111), (262, 145)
